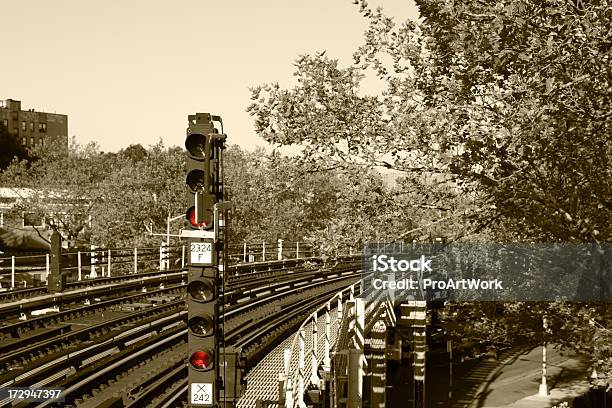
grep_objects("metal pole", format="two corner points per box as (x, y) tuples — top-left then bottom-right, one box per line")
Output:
(167, 213), (170, 252)
(107, 249), (111, 277)
(90, 244), (97, 278)
(347, 298), (365, 408)
(296, 241), (300, 259)
(262, 241), (266, 262)
(348, 349), (363, 408)
(285, 378), (294, 408)
(281, 348), (291, 407)
(284, 348), (291, 379)
(77, 251), (82, 281)
(448, 339), (453, 407)
(311, 313), (319, 386)
(539, 316), (548, 396)
(134, 247), (138, 274)
(299, 329), (306, 408)
(159, 242), (163, 271)
(11, 256), (15, 289)
(353, 298), (365, 349)
(45, 253), (50, 283)
(279, 372), (287, 407)
(324, 305), (331, 368)
(278, 239), (283, 260)
(243, 241), (247, 263)
(181, 245), (185, 268)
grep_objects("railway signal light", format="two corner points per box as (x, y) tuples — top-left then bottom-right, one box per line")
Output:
(187, 264), (218, 404)
(188, 315), (214, 336)
(190, 350), (213, 370)
(185, 113), (220, 407)
(186, 193), (215, 229)
(184, 113), (238, 406)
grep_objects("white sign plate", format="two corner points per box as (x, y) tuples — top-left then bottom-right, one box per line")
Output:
(190, 242), (212, 265)
(180, 229), (215, 239)
(191, 382), (213, 405)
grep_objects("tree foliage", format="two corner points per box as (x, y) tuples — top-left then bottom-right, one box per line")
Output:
(224, 145), (409, 254)
(247, 0), (612, 386)
(0, 139), (105, 244)
(248, 0), (611, 244)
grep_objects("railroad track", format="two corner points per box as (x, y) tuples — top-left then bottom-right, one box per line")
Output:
(0, 256), (354, 304)
(56, 275), (357, 408)
(0, 256), (359, 341)
(0, 269), (189, 303)
(2, 259), (361, 407)
(125, 279), (355, 408)
(0, 272), (188, 323)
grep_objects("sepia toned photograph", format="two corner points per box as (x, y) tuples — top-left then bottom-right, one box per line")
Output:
(0, 1), (610, 407)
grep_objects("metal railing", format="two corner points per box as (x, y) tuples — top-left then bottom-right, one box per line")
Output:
(0, 253), (49, 289)
(279, 282), (359, 408)
(0, 241), (315, 290)
(278, 275), (395, 407)
(227, 240), (315, 264)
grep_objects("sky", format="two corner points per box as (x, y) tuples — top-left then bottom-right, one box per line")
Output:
(1, 1), (419, 152)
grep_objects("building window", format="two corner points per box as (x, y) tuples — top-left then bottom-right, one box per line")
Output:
(2, 119), (7, 128)
(23, 212), (44, 227)
(29, 122), (34, 132)
(22, 137), (26, 145)
(30, 137), (35, 147)
(21, 121), (26, 131)
(39, 123), (47, 133)
(39, 137), (44, 146)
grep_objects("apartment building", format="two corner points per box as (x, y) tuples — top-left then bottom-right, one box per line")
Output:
(0, 99), (68, 150)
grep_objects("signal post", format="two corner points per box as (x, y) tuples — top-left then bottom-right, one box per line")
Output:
(183, 113), (234, 407)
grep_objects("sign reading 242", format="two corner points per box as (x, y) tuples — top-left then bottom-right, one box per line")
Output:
(191, 383), (213, 405)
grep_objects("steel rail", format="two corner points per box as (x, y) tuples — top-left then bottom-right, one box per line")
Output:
(0, 282), (185, 338)
(0, 272), (187, 320)
(142, 277), (360, 408)
(0, 300), (185, 373)
(21, 267), (361, 407)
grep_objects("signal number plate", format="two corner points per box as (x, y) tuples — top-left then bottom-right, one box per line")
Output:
(190, 242), (212, 265)
(190, 383), (213, 405)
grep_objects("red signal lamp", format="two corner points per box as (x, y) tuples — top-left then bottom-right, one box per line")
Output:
(186, 206), (213, 229)
(190, 350), (213, 370)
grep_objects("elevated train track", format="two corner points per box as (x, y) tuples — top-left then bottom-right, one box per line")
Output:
(0, 256), (331, 304)
(0, 256), (362, 407)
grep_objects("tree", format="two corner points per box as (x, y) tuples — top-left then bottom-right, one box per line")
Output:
(0, 139), (183, 249)
(92, 141), (184, 247)
(247, 0), (612, 386)
(248, 0), (611, 244)
(0, 138), (111, 246)
(119, 144), (148, 162)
